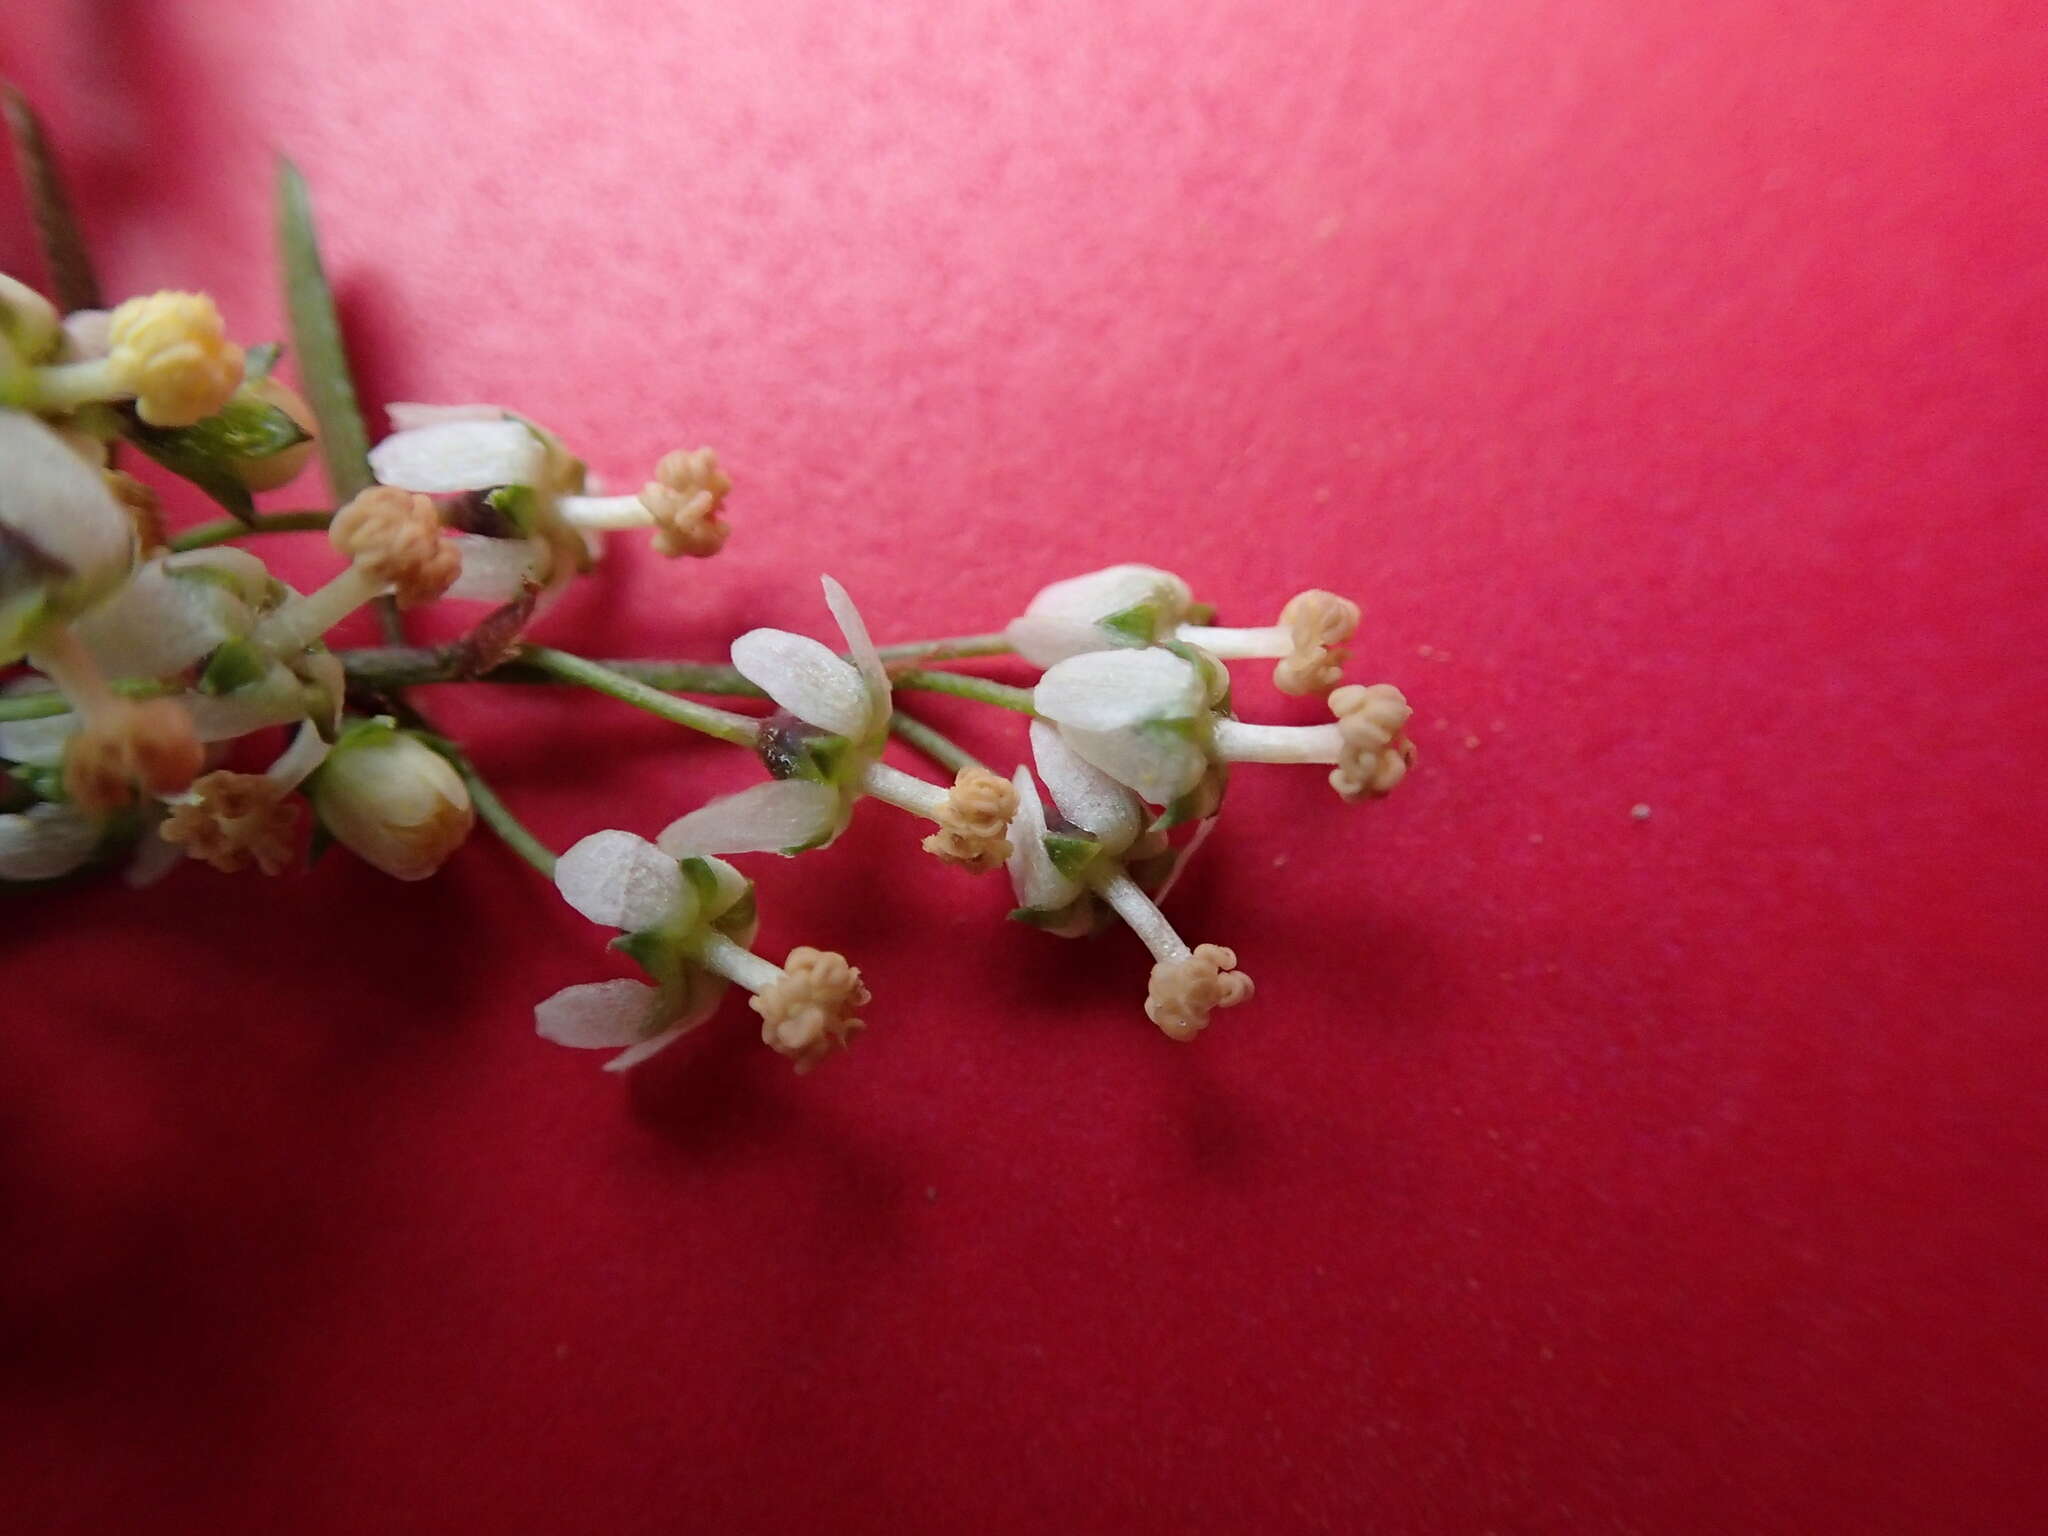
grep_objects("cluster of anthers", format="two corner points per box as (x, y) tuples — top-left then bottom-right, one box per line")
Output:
(0, 140), (1420, 1081)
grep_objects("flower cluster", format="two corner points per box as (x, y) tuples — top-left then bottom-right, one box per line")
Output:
(0, 122), (1419, 1082)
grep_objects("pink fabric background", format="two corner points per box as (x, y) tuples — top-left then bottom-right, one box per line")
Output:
(3, 2), (2043, 1530)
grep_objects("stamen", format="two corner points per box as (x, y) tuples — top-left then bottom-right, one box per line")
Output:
(746, 945), (870, 1073)
(1274, 589), (1360, 695)
(1329, 683), (1415, 801)
(160, 771), (299, 875)
(919, 766), (1018, 873)
(1145, 944), (1254, 1041)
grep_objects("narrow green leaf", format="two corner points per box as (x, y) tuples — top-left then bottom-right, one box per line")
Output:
(278, 158), (401, 643)
(1, 83), (100, 312)
(276, 158), (373, 502)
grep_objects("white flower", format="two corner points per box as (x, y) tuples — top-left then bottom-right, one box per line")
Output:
(658, 576), (891, 859)
(368, 404), (564, 601)
(1006, 564), (1194, 667)
(1031, 644), (1227, 807)
(1008, 566), (1363, 695)
(1035, 645), (1416, 808)
(1005, 721), (1249, 1040)
(0, 411), (137, 664)
(538, 829), (869, 1073)
(308, 723), (474, 881)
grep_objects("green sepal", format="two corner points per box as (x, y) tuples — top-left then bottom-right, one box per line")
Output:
(1043, 831), (1100, 880)
(243, 341), (283, 380)
(0, 586), (50, 668)
(1183, 601), (1215, 626)
(124, 392), (313, 521)
(1149, 762), (1228, 833)
(609, 927), (679, 981)
(485, 483), (538, 536)
(715, 887), (758, 938)
(678, 854), (722, 910)
(1098, 601), (1162, 646)
(6, 760), (64, 804)
(1007, 894), (1098, 938)
(199, 637), (270, 695)
(306, 815), (334, 866)
(1159, 638), (1232, 712)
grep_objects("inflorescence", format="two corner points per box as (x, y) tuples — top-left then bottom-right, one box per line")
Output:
(0, 109), (1417, 1075)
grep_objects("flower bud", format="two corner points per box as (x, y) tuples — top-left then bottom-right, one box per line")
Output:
(310, 724), (474, 881)
(226, 376), (319, 492)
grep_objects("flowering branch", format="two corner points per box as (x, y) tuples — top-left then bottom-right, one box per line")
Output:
(0, 92), (1423, 1079)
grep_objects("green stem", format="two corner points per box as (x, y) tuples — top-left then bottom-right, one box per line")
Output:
(874, 630), (1014, 663)
(517, 646), (762, 747)
(892, 669), (1037, 714)
(170, 510), (335, 552)
(559, 658), (765, 697)
(888, 710), (985, 774)
(455, 754), (558, 877)
(392, 702), (557, 878)
(0, 675), (167, 722)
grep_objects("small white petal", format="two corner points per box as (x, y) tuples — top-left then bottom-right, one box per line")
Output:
(73, 560), (247, 677)
(1006, 766), (1081, 912)
(602, 968), (730, 1072)
(656, 778), (843, 858)
(123, 822), (186, 889)
(163, 546), (275, 603)
(384, 402), (511, 431)
(443, 533), (544, 602)
(1022, 565), (1190, 630)
(730, 628), (870, 739)
(368, 419), (543, 493)
(0, 802), (100, 882)
(820, 575), (890, 729)
(1059, 721), (1210, 807)
(601, 1026), (685, 1072)
(1033, 648), (1206, 732)
(554, 829), (691, 932)
(1006, 613), (1115, 668)
(1029, 719), (1142, 852)
(1149, 812), (1217, 906)
(183, 664), (306, 741)
(536, 978), (662, 1049)
(0, 412), (135, 626)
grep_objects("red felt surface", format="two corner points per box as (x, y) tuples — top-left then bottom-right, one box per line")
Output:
(3, 2), (2045, 1530)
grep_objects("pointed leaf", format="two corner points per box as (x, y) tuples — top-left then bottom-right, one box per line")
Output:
(278, 158), (374, 503)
